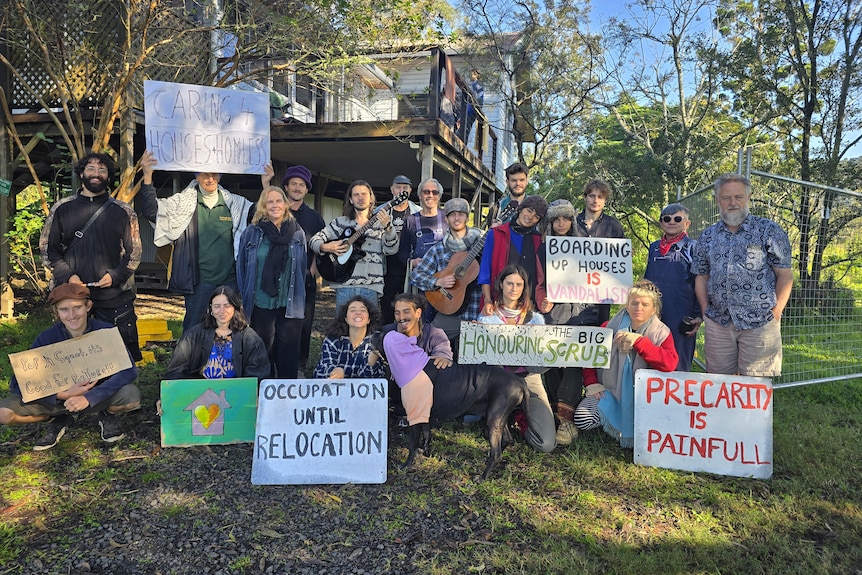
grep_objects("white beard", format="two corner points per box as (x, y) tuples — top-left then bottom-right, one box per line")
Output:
(720, 207), (749, 228)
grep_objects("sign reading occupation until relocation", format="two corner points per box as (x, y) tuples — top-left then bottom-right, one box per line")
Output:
(544, 237), (633, 304)
(144, 80), (270, 174)
(9, 328), (133, 403)
(160, 378), (259, 447)
(251, 379), (388, 485)
(633, 369), (773, 479)
(458, 323), (613, 369)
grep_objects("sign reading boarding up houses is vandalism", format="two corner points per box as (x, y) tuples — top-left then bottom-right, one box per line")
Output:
(144, 80), (270, 174)
(633, 370), (773, 479)
(545, 237), (632, 304)
(252, 379), (388, 485)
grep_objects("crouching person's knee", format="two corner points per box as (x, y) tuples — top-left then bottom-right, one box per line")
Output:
(106, 384), (142, 414)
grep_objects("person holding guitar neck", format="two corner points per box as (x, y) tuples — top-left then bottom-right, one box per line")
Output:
(309, 180), (399, 309)
(410, 198), (484, 354)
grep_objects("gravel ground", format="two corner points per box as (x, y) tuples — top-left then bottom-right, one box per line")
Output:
(5, 287), (506, 574)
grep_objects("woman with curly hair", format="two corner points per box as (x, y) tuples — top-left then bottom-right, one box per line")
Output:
(313, 296), (385, 379)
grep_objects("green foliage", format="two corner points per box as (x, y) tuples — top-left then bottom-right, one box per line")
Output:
(5, 186), (49, 299)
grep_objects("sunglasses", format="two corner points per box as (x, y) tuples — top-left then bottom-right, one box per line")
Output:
(661, 215), (685, 223)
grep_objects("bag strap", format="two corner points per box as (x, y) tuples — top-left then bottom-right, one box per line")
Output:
(65, 197), (114, 254)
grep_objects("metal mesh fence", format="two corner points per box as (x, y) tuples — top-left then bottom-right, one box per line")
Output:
(680, 173), (862, 388)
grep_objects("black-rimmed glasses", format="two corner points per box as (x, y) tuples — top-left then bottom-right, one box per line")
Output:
(661, 215), (685, 223)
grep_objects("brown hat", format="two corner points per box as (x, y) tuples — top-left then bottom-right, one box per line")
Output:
(48, 283), (90, 305)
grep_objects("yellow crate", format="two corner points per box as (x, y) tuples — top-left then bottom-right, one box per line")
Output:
(137, 318), (169, 334)
(139, 331), (174, 346)
(136, 350), (156, 366)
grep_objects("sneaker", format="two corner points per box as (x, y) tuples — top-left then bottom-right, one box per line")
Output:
(98, 411), (125, 443)
(555, 419), (578, 446)
(33, 414), (74, 451)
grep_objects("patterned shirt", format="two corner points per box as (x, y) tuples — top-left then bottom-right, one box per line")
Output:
(411, 241), (482, 321)
(691, 215), (792, 330)
(313, 335), (386, 379)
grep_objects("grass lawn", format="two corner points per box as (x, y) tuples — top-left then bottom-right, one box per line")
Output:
(0, 308), (860, 574)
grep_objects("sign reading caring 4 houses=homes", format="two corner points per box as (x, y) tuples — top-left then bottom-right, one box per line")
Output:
(544, 237), (632, 304)
(144, 80), (270, 174)
(458, 323), (612, 368)
(252, 379), (388, 485)
(633, 370), (773, 479)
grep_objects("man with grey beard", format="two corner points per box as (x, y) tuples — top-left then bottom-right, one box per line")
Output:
(691, 173), (793, 376)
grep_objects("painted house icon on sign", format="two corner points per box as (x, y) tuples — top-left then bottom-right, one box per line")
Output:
(184, 389), (231, 436)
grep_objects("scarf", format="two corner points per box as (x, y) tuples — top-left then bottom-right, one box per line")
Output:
(443, 227), (482, 253)
(659, 232), (687, 256)
(259, 218), (297, 297)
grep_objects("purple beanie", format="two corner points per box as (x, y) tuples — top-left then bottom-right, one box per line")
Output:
(281, 165), (313, 190)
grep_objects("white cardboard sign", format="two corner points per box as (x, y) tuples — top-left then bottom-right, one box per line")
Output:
(545, 237), (632, 304)
(144, 80), (270, 174)
(633, 370), (773, 479)
(458, 323), (612, 368)
(252, 379), (388, 485)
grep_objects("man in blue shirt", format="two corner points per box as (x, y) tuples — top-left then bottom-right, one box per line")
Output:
(692, 173), (793, 376)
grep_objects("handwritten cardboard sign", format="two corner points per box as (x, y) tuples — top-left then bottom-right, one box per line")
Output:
(252, 379), (388, 485)
(458, 323), (613, 368)
(160, 378), (259, 447)
(144, 80), (270, 174)
(633, 370), (773, 479)
(545, 237), (632, 304)
(10, 328), (133, 403)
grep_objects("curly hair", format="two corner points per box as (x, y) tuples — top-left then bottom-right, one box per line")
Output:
(75, 152), (116, 185)
(326, 296), (381, 338)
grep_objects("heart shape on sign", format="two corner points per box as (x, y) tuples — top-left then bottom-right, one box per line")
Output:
(193, 404), (220, 428)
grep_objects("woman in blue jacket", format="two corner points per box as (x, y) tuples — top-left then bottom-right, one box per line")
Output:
(237, 186), (307, 379)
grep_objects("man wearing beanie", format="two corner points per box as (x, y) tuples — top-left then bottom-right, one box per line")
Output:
(412, 197), (485, 351)
(262, 162), (325, 375)
(478, 194), (548, 314)
(0, 284), (140, 450)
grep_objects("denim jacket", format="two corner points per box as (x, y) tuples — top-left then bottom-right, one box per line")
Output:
(236, 223), (307, 319)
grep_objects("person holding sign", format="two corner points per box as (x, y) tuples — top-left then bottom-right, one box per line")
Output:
(479, 265), (556, 453)
(164, 286), (270, 380)
(0, 284), (140, 450)
(644, 203), (700, 371)
(691, 174), (793, 377)
(538, 199), (591, 446)
(308, 181), (399, 310)
(479, 195), (548, 315)
(573, 280), (678, 447)
(236, 186), (308, 379)
(313, 296), (386, 380)
(40, 152), (143, 362)
(138, 150), (255, 333)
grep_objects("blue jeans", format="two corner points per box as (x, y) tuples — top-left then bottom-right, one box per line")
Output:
(334, 287), (380, 314)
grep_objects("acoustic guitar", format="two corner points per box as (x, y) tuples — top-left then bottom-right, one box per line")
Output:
(316, 190), (410, 283)
(425, 202), (518, 315)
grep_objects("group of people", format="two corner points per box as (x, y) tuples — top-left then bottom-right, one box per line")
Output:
(0, 153), (792, 456)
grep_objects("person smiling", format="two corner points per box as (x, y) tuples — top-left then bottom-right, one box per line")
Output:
(0, 284), (140, 450)
(313, 296), (385, 380)
(237, 186), (308, 379)
(164, 286), (270, 381)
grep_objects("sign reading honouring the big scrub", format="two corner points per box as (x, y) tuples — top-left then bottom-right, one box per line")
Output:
(633, 370), (773, 479)
(544, 237), (632, 304)
(144, 80), (270, 174)
(252, 379), (388, 485)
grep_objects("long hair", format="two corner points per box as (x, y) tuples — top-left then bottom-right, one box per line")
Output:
(325, 295), (381, 338)
(252, 186), (295, 225)
(201, 285), (249, 331)
(343, 180), (376, 218)
(492, 264), (533, 319)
